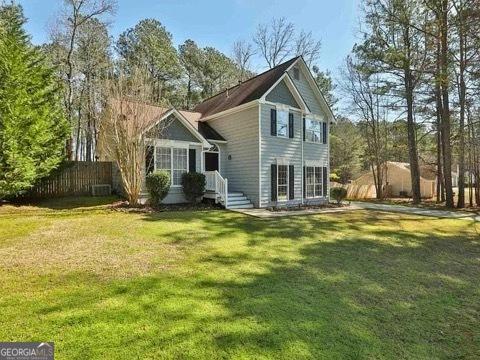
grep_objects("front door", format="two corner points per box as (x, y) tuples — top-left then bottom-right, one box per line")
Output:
(204, 152), (219, 172)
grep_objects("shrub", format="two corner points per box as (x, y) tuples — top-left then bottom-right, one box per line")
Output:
(181, 172), (206, 203)
(145, 170), (170, 207)
(330, 187), (347, 204)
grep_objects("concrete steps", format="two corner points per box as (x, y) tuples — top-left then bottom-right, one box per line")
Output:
(225, 192), (254, 209)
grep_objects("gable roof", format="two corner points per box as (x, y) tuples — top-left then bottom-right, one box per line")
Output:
(109, 99), (224, 144)
(193, 56), (301, 118)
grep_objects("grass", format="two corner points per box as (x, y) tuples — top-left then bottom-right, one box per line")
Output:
(1, 197), (479, 359)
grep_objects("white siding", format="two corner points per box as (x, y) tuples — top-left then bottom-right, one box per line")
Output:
(259, 104), (303, 207)
(206, 106), (260, 206)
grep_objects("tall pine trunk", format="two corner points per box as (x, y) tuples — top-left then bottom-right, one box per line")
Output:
(439, 0), (454, 208)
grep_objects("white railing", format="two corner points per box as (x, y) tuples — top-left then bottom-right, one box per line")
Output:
(204, 170), (228, 208)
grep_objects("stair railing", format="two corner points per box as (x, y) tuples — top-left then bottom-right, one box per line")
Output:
(214, 170), (228, 209)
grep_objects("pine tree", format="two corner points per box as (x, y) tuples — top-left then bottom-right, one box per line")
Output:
(0, 4), (69, 198)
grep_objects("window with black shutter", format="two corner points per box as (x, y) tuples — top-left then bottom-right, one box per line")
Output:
(271, 164), (277, 201)
(145, 145), (154, 175)
(288, 113), (294, 138)
(188, 149), (196, 172)
(270, 109), (277, 136)
(323, 167), (328, 197)
(303, 117), (306, 141)
(288, 165), (294, 200)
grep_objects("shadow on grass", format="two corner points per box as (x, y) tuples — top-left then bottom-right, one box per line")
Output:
(4, 209), (478, 358)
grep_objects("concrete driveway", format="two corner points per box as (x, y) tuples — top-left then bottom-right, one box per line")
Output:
(352, 201), (480, 222)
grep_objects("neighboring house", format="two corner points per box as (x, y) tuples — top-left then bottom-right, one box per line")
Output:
(353, 161), (437, 198)
(100, 56), (335, 208)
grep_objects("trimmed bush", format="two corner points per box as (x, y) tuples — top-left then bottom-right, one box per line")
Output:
(181, 172), (206, 203)
(330, 187), (347, 204)
(146, 170), (170, 207)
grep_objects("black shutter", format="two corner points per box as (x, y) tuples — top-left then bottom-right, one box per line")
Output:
(271, 164), (277, 201)
(323, 167), (328, 197)
(289, 165), (294, 200)
(288, 113), (294, 138)
(188, 149), (196, 172)
(303, 166), (306, 198)
(303, 117), (306, 141)
(145, 146), (154, 175)
(323, 122), (327, 144)
(270, 109), (277, 136)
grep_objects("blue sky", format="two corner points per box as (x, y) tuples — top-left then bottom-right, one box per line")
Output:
(18, 0), (360, 77)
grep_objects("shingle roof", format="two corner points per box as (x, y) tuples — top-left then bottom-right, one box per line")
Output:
(193, 56), (300, 118)
(180, 110), (226, 141)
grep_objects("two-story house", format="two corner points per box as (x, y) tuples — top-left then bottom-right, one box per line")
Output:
(112, 56), (335, 209)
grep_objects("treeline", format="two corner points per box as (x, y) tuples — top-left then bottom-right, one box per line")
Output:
(338, 0), (480, 208)
(39, 0), (334, 163)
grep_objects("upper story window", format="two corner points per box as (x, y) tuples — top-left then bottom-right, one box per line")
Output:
(305, 118), (321, 143)
(277, 108), (288, 137)
(271, 107), (294, 138)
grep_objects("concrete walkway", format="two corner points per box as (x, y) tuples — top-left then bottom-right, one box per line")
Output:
(352, 201), (480, 221)
(230, 201), (480, 221)
(229, 204), (361, 218)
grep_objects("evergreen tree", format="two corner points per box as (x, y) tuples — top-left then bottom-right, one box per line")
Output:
(0, 4), (69, 198)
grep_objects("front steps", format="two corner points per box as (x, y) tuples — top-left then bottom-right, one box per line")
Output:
(225, 192), (254, 209)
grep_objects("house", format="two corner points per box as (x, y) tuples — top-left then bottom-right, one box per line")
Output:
(101, 56), (335, 209)
(353, 161), (437, 198)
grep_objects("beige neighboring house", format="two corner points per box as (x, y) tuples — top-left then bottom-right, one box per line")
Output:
(353, 161), (437, 199)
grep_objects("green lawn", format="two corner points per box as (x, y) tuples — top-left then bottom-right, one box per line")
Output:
(1, 197), (479, 359)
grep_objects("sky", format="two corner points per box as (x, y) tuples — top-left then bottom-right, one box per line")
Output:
(17, 0), (361, 78)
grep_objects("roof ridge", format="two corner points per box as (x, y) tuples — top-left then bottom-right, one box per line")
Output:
(196, 56), (301, 105)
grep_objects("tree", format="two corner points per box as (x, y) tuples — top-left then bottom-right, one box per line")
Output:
(116, 18), (181, 103)
(99, 68), (167, 205)
(253, 17), (295, 68)
(232, 40), (255, 82)
(0, 4), (69, 198)
(178, 39), (203, 109)
(355, 0), (428, 204)
(75, 18), (111, 161)
(312, 66), (337, 110)
(294, 30), (321, 67)
(341, 56), (390, 199)
(330, 117), (364, 183)
(54, 0), (116, 160)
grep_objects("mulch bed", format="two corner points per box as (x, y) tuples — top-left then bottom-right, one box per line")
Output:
(268, 202), (348, 212)
(110, 199), (223, 213)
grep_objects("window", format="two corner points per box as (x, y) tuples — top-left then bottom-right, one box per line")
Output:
(154, 146), (188, 186)
(305, 118), (321, 143)
(172, 148), (188, 186)
(278, 165), (288, 201)
(305, 166), (322, 198)
(155, 147), (171, 176)
(277, 109), (288, 137)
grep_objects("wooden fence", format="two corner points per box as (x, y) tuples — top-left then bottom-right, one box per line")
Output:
(27, 161), (113, 198)
(331, 182), (377, 199)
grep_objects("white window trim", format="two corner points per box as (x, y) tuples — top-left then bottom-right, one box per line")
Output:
(202, 144), (221, 173)
(305, 166), (323, 199)
(277, 163), (289, 202)
(276, 105), (289, 138)
(154, 144), (189, 188)
(304, 117), (324, 144)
